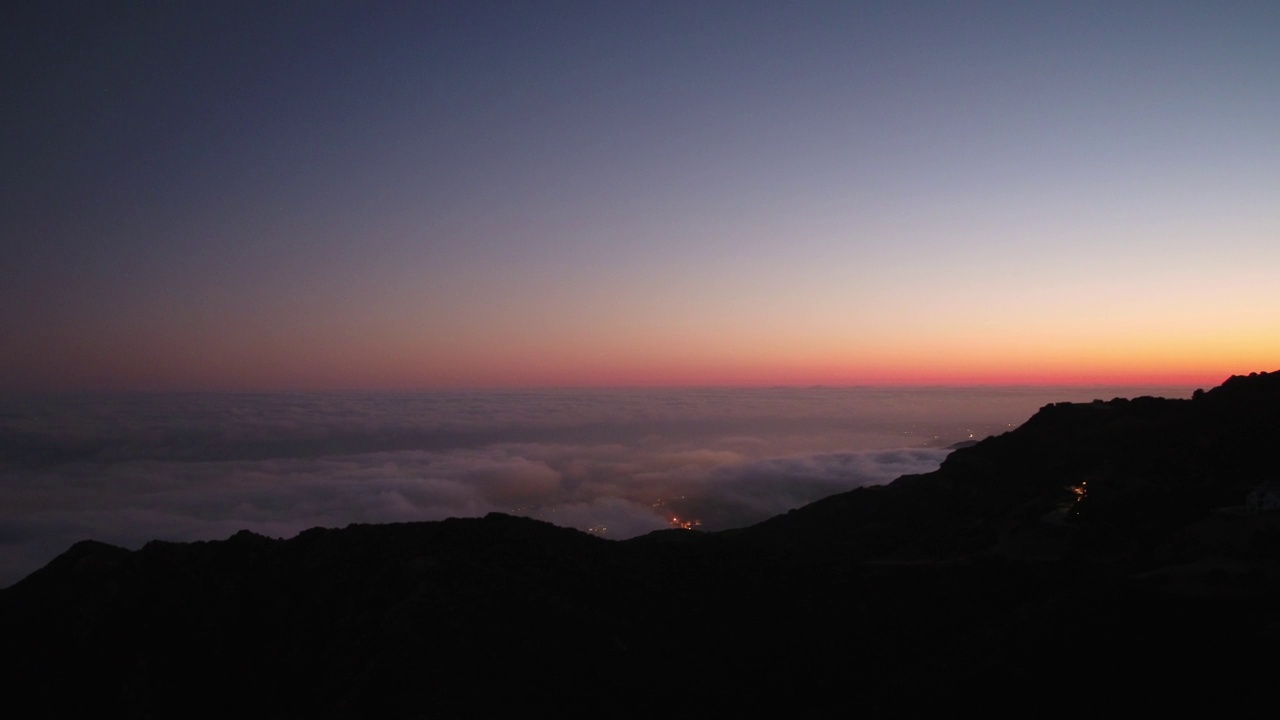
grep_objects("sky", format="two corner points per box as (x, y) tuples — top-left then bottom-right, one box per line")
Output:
(3, 1), (1278, 392)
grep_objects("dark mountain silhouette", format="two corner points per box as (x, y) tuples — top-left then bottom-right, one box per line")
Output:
(4, 372), (1280, 717)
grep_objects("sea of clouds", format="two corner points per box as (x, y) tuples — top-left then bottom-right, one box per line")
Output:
(0, 385), (1193, 586)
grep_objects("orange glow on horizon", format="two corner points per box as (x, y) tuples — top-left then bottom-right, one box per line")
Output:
(279, 357), (1243, 393)
(6, 311), (1270, 393)
(37, 345), (1259, 393)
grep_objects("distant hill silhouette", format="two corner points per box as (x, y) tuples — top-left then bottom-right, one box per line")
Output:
(4, 371), (1280, 717)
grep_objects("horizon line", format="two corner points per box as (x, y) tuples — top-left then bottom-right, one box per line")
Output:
(0, 378), (1227, 398)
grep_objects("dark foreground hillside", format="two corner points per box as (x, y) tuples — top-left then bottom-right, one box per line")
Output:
(4, 372), (1280, 717)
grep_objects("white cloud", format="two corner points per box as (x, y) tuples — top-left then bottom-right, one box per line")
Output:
(0, 386), (1100, 586)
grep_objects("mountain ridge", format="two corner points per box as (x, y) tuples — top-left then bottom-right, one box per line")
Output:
(4, 371), (1279, 716)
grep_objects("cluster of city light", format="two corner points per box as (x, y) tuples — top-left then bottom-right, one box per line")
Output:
(669, 516), (701, 530)
(651, 496), (701, 529)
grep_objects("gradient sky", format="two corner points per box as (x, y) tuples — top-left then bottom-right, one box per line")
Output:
(4, 1), (1277, 392)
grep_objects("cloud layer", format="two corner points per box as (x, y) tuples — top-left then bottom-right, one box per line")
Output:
(0, 386), (1189, 586)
